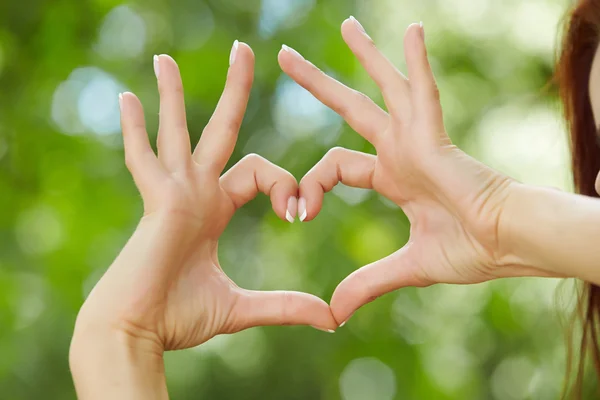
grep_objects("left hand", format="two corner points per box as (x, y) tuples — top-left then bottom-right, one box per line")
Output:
(73, 43), (337, 355)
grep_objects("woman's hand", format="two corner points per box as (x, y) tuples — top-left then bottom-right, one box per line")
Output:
(278, 20), (560, 325)
(71, 43), (336, 399)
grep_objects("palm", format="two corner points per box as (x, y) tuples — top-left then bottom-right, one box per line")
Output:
(149, 186), (232, 349)
(160, 242), (236, 350)
(369, 128), (500, 286)
(403, 206), (493, 285)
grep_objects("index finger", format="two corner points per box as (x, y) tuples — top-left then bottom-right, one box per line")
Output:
(299, 147), (376, 222)
(277, 45), (388, 145)
(220, 154), (299, 222)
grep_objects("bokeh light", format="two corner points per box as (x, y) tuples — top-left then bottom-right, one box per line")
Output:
(339, 357), (396, 400)
(95, 6), (147, 60)
(258, 0), (316, 38)
(15, 205), (64, 256)
(491, 356), (537, 400)
(273, 75), (343, 142)
(52, 67), (126, 136)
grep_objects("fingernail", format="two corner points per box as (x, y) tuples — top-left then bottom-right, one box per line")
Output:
(298, 198), (307, 222)
(286, 196), (297, 223)
(229, 40), (239, 66)
(350, 16), (366, 35)
(312, 326), (335, 333)
(419, 21), (425, 40)
(153, 55), (160, 79)
(118, 93), (123, 112)
(339, 312), (355, 327)
(281, 44), (304, 60)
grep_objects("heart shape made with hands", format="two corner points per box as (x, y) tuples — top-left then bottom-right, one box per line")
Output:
(84, 18), (526, 353)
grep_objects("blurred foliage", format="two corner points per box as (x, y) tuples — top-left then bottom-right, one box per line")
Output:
(0, 0), (593, 399)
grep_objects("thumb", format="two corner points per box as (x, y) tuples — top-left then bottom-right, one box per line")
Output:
(330, 246), (429, 325)
(228, 289), (338, 333)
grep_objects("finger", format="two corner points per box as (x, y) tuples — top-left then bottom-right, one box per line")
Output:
(194, 41), (255, 175)
(277, 45), (388, 145)
(119, 92), (166, 192)
(330, 247), (426, 324)
(155, 54), (192, 171)
(340, 17), (409, 118)
(403, 23), (443, 129)
(298, 147), (375, 222)
(220, 154), (298, 222)
(230, 289), (338, 332)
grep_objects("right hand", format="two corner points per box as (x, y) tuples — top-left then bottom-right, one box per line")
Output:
(278, 19), (559, 324)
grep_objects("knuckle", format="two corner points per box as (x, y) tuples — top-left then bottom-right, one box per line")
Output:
(224, 119), (242, 138)
(124, 154), (137, 171)
(431, 84), (441, 102)
(241, 75), (253, 93)
(280, 291), (293, 326)
(325, 146), (346, 161)
(173, 82), (185, 97)
(334, 90), (369, 119)
(353, 90), (371, 105)
(335, 102), (351, 120)
(240, 153), (265, 168)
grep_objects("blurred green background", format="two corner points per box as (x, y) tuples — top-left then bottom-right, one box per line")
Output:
(0, 0), (588, 398)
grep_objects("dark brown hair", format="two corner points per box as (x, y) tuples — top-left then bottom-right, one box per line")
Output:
(556, 0), (600, 397)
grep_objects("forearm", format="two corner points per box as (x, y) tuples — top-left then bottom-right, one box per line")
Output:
(68, 215), (198, 399)
(70, 324), (168, 400)
(502, 183), (600, 283)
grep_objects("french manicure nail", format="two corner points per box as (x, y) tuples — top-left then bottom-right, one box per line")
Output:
(298, 198), (307, 222)
(419, 21), (425, 39)
(153, 55), (160, 79)
(286, 196), (297, 223)
(339, 312), (354, 327)
(281, 44), (304, 60)
(229, 40), (239, 66)
(349, 16), (366, 34)
(285, 210), (294, 223)
(312, 326), (335, 333)
(118, 93), (123, 112)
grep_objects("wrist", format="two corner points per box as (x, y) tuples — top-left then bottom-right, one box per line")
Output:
(495, 182), (527, 268)
(70, 321), (168, 400)
(496, 183), (569, 277)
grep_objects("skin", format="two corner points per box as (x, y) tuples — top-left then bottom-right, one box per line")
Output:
(71, 18), (600, 398)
